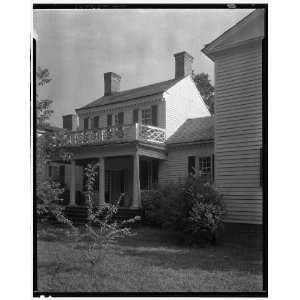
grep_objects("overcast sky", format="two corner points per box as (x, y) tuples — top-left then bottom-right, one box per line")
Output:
(34, 8), (253, 127)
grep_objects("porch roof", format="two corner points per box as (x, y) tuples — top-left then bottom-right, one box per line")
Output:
(166, 116), (214, 145)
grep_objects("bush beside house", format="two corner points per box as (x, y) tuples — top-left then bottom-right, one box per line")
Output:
(142, 173), (226, 244)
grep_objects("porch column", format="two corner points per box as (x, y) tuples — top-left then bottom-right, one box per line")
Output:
(70, 159), (76, 205)
(99, 156), (106, 207)
(132, 153), (141, 208)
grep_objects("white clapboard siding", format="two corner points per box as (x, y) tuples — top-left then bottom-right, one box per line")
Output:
(159, 143), (214, 185)
(215, 41), (263, 224)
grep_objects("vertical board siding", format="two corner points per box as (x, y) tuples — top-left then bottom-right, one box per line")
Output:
(159, 143), (214, 185)
(215, 43), (263, 224)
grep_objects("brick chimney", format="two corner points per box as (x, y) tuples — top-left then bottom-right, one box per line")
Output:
(104, 72), (121, 96)
(174, 51), (194, 79)
(63, 114), (77, 131)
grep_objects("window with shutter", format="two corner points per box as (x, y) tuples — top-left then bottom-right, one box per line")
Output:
(93, 116), (99, 129)
(188, 156), (196, 175)
(142, 108), (152, 125)
(107, 114), (112, 127)
(133, 109), (139, 124)
(118, 112), (124, 125)
(84, 117), (89, 130)
(199, 157), (211, 181)
(151, 105), (158, 126)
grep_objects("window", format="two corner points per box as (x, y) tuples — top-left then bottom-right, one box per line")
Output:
(199, 157), (211, 180)
(188, 156), (196, 175)
(84, 117), (89, 130)
(107, 114), (112, 127)
(151, 105), (158, 126)
(133, 109), (139, 124)
(93, 116), (99, 129)
(142, 108), (152, 125)
(115, 112), (124, 126)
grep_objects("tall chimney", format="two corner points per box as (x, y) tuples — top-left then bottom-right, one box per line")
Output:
(174, 51), (194, 79)
(104, 72), (121, 96)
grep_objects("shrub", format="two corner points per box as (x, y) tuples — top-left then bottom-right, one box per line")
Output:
(183, 174), (226, 243)
(141, 181), (186, 229)
(141, 173), (226, 244)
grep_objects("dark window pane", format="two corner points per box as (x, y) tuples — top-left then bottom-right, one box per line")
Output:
(151, 105), (158, 126)
(118, 112), (124, 125)
(188, 156), (195, 175)
(93, 116), (99, 129)
(107, 114), (112, 127)
(133, 109), (139, 124)
(84, 118), (89, 130)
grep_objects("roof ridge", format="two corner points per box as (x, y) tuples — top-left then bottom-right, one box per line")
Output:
(77, 77), (182, 111)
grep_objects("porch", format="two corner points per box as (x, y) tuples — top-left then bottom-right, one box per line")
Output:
(50, 143), (165, 212)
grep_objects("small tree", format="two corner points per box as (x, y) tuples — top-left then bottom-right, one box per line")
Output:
(79, 164), (138, 265)
(193, 72), (215, 114)
(35, 67), (72, 222)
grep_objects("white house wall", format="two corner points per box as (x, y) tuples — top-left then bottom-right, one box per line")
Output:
(164, 76), (210, 138)
(159, 142), (214, 185)
(214, 41), (263, 224)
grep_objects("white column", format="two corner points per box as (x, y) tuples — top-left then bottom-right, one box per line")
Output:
(132, 153), (141, 208)
(99, 156), (106, 207)
(70, 160), (76, 205)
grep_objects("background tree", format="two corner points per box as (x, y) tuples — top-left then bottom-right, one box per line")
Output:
(36, 67), (53, 126)
(35, 67), (71, 221)
(193, 72), (215, 114)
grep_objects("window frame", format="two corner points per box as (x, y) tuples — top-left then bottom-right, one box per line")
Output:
(198, 156), (212, 181)
(141, 108), (152, 125)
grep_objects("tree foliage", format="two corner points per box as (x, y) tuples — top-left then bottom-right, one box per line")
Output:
(36, 67), (53, 126)
(193, 72), (215, 114)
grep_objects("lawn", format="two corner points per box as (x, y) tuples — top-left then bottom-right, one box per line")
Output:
(37, 223), (263, 293)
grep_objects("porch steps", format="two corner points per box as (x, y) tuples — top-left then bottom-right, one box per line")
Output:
(62, 205), (143, 225)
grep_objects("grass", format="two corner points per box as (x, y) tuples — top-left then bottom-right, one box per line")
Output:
(37, 223), (263, 293)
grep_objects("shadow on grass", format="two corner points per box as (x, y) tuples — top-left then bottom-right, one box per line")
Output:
(119, 244), (262, 275)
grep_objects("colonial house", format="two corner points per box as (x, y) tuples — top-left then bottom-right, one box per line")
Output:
(49, 51), (213, 216)
(202, 9), (265, 224)
(46, 9), (265, 225)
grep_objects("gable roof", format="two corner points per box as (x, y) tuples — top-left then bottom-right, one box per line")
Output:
(167, 116), (214, 145)
(202, 9), (265, 59)
(76, 77), (181, 111)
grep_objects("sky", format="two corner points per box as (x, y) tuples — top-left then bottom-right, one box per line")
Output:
(34, 8), (253, 127)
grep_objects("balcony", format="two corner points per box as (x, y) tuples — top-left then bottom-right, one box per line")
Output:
(62, 123), (166, 147)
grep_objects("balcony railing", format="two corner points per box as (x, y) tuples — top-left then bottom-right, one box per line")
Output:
(62, 123), (166, 147)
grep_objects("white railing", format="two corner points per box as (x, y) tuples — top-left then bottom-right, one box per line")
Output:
(137, 124), (166, 144)
(62, 123), (166, 146)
